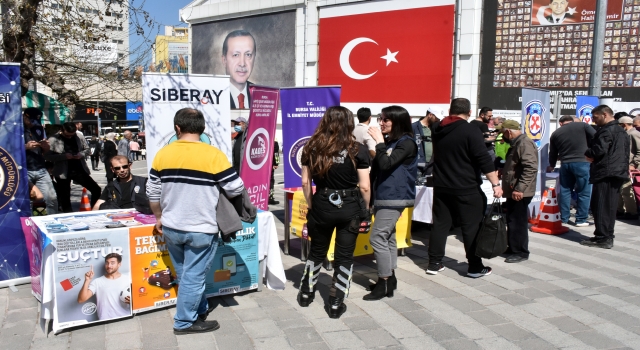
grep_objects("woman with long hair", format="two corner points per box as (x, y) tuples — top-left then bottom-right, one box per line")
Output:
(298, 106), (371, 319)
(103, 133), (118, 182)
(363, 105), (418, 300)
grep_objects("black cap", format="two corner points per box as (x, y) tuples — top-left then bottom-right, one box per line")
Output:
(23, 107), (43, 119)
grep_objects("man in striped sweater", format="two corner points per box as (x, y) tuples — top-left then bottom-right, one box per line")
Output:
(148, 108), (244, 335)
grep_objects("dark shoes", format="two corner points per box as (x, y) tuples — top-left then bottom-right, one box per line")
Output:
(367, 270), (396, 291)
(268, 197), (280, 205)
(425, 263), (445, 275)
(467, 267), (492, 278)
(198, 304), (215, 321)
(173, 319), (220, 335)
(505, 255), (528, 263)
(580, 237), (613, 249)
(622, 213), (639, 220)
(327, 297), (347, 319)
(297, 291), (315, 307)
(363, 278), (393, 300)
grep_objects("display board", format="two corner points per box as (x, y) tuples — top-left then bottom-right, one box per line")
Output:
(479, 0), (640, 115)
(0, 62), (31, 285)
(191, 11), (295, 109)
(142, 73), (232, 169)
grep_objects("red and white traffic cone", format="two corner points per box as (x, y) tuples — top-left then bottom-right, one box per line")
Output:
(530, 188), (569, 235)
(79, 188), (91, 212)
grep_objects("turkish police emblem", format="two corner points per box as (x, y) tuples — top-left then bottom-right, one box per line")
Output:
(524, 100), (546, 148)
(0, 146), (19, 210)
(578, 104), (594, 124)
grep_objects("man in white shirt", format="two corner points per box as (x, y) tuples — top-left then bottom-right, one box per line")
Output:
(222, 30), (256, 109)
(538, 0), (575, 25)
(353, 108), (377, 158)
(77, 253), (131, 320)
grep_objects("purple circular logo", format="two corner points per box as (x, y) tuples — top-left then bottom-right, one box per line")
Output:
(245, 128), (270, 170)
(0, 146), (19, 210)
(288, 136), (310, 178)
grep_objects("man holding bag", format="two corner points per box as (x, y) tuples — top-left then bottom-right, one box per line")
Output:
(499, 120), (539, 263)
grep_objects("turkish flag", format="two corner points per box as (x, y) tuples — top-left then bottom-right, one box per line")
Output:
(318, 3), (455, 104)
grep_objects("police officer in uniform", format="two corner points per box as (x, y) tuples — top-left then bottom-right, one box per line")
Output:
(297, 107), (371, 319)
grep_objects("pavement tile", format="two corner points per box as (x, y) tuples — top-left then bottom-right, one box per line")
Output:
(141, 330), (178, 349)
(253, 336), (294, 350)
(401, 310), (441, 326)
(513, 287), (551, 299)
(7, 297), (39, 311)
(341, 316), (381, 332)
(522, 280), (563, 292)
(572, 278), (608, 289)
(30, 334), (70, 350)
(309, 318), (349, 333)
(466, 309), (509, 326)
(440, 338), (480, 350)
(69, 332), (106, 350)
(283, 326), (323, 345)
(475, 284), (511, 297)
(547, 270), (581, 280)
(354, 329), (399, 348)
(264, 308), (306, 321)
(515, 337), (558, 350)
(399, 336), (445, 350)
(105, 317), (140, 335)
(440, 296), (486, 313)
(234, 307), (270, 322)
(292, 342), (330, 350)
(547, 289), (587, 302)
(174, 332), (216, 350)
(419, 323), (465, 342)
(384, 297), (421, 313)
(255, 296), (290, 309)
(243, 319), (284, 339)
(597, 286), (637, 299)
(495, 292), (534, 306)
(275, 318), (312, 330)
(544, 316), (591, 333)
(0, 333), (32, 350)
(140, 316), (174, 334)
(214, 319), (246, 336)
(4, 308), (37, 323)
(213, 334), (253, 350)
(499, 273), (537, 284)
(0, 320), (37, 336)
(488, 323), (537, 341)
(105, 330), (142, 350)
(571, 330), (626, 349)
(322, 330), (367, 349)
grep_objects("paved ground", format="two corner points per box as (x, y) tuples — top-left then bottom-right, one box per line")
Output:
(2, 160), (640, 349)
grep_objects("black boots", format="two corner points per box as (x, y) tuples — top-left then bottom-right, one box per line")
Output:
(367, 270), (397, 292)
(327, 296), (347, 318)
(297, 291), (315, 307)
(298, 261), (321, 307)
(363, 278), (393, 300)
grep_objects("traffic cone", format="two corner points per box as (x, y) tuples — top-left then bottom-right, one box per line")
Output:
(528, 188), (549, 225)
(79, 188), (91, 212)
(530, 188), (569, 235)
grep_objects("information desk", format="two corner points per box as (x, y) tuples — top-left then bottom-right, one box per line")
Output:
(25, 210), (285, 333)
(282, 188), (413, 262)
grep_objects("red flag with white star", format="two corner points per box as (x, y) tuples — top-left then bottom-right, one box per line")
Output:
(318, 1), (455, 105)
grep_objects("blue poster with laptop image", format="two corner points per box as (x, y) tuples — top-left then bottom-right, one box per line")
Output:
(204, 220), (259, 296)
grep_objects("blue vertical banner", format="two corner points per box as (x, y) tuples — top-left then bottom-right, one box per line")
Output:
(521, 88), (550, 218)
(281, 86), (341, 188)
(126, 101), (143, 127)
(0, 63), (31, 283)
(575, 95), (599, 124)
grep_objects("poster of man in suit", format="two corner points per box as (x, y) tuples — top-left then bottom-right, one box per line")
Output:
(191, 11), (295, 109)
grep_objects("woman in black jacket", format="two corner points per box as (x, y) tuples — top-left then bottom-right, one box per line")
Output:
(89, 136), (101, 171)
(103, 133), (118, 182)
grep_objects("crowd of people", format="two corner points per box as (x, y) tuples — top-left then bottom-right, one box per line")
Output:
(21, 99), (640, 334)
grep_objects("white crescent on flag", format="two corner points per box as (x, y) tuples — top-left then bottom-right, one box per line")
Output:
(340, 37), (378, 80)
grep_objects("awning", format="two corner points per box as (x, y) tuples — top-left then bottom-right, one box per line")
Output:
(22, 90), (70, 125)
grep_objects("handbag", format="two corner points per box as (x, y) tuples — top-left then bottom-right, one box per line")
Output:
(475, 199), (508, 259)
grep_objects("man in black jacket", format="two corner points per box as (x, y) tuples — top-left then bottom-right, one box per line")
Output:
(581, 105), (630, 249)
(232, 117), (247, 173)
(411, 107), (439, 176)
(93, 155), (148, 211)
(427, 98), (503, 278)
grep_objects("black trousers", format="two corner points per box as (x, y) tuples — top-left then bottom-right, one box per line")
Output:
(269, 168), (276, 198)
(55, 171), (102, 212)
(104, 161), (114, 183)
(429, 189), (487, 273)
(90, 155), (100, 170)
(506, 197), (533, 258)
(591, 178), (624, 239)
(301, 192), (361, 299)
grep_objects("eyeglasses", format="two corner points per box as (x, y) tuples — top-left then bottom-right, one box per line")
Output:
(112, 165), (130, 171)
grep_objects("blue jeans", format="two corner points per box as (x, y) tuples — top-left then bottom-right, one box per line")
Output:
(27, 168), (58, 215)
(559, 162), (592, 224)
(163, 226), (218, 329)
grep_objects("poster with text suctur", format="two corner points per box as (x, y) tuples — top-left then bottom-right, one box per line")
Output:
(204, 220), (259, 297)
(52, 228), (132, 331)
(129, 226), (178, 313)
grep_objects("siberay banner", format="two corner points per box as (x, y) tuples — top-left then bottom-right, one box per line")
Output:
(281, 86), (341, 188)
(0, 63), (31, 285)
(521, 88), (551, 218)
(576, 96), (599, 124)
(240, 86), (280, 210)
(142, 73), (232, 170)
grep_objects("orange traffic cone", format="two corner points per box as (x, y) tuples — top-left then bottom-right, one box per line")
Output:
(79, 188), (91, 212)
(530, 188), (569, 235)
(528, 188), (549, 225)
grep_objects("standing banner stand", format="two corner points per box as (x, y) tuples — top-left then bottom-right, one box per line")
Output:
(141, 73), (233, 168)
(240, 86), (280, 210)
(576, 96), (599, 124)
(521, 88), (551, 219)
(0, 62), (31, 288)
(281, 86), (341, 258)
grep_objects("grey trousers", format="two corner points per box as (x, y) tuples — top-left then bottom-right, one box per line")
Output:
(370, 208), (403, 278)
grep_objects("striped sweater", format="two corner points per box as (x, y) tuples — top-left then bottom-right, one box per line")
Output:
(147, 140), (244, 233)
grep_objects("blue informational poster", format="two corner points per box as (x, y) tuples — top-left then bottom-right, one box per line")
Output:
(521, 88), (551, 217)
(205, 220), (259, 297)
(0, 63), (31, 283)
(576, 95), (599, 125)
(281, 86), (341, 188)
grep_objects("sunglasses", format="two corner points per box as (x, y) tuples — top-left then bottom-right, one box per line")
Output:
(112, 165), (130, 171)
